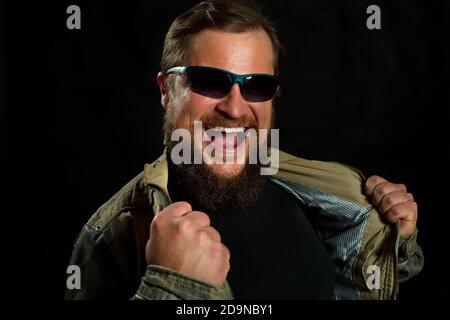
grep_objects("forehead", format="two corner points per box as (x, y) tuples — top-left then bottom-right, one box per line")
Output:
(185, 28), (275, 75)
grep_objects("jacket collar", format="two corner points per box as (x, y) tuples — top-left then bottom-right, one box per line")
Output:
(142, 148), (370, 208)
(143, 150), (169, 195)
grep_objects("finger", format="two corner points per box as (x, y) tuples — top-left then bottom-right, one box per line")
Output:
(160, 201), (192, 218)
(214, 243), (231, 280)
(372, 182), (408, 207)
(223, 244), (231, 263)
(185, 211), (211, 228)
(378, 191), (414, 214)
(364, 175), (388, 197)
(383, 201), (418, 224)
(201, 226), (221, 242)
(215, 242), (231, 263)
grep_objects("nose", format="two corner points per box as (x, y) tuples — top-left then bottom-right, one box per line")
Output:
(215, 83), (249, 119)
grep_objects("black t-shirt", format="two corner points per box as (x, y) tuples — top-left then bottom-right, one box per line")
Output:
(209, 180), (335, 299)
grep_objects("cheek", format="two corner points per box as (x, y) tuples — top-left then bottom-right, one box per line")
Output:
(176, 94), (217, 127)
(253, 103), (272, 128)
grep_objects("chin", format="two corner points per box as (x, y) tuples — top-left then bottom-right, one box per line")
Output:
(208, 163), (246, 179)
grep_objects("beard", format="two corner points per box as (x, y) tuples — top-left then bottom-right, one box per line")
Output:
(164, 111), (269, 216)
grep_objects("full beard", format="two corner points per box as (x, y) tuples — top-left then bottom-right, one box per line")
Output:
(164, 113), (268, 216)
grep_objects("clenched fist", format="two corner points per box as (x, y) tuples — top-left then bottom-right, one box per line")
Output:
(145, 201), (230, 286)
(364, 175), (418, 237)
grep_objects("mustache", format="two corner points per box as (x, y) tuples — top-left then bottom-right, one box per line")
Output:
(200, 114), (258, 129)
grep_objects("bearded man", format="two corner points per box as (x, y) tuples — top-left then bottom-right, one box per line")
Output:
(65, 0), (423, 300)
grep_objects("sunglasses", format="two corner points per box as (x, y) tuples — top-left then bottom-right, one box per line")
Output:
(166, 66), (279, 102)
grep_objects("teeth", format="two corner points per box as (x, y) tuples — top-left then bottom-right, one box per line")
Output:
(208, 126), (245, 133)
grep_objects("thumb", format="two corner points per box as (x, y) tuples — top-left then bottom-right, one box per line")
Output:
(154, 201), (193, 217)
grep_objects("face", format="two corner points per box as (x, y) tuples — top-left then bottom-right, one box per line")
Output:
(159, 28), (274, 178)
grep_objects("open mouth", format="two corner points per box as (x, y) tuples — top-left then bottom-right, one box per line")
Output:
(206, 126), (246, 134)
(203, 125), (249, 156)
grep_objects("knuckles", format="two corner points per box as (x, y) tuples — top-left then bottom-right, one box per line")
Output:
(366, 175), (386, 191)
(197, 229), (213, 245)
(172, 201), (193, 213)
(389, 207), (400, 217)
(373, 182), (391, 198)
(177, 217), (196, 234)
(380, 191), (413, 210)
(383, 193), (396, 207)
(150, 213), (167, 233)
(189, 211), (211, 226)
(210, 242), (230, 261)
(372, 180), (407, 198)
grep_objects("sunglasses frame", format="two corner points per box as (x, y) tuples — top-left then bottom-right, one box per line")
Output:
(166, 66), (279, 102)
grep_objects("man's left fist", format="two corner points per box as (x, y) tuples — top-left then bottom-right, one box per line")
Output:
(364, 175), (418, 237)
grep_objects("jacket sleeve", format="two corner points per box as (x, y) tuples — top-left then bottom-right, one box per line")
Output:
(66, 225), (233, 300)
(132, 265), (233, 300)
(397, 230), (424, 284)
(64, 225), (129, 300)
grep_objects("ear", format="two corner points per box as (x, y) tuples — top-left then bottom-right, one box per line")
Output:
(157, 72), (169, 109)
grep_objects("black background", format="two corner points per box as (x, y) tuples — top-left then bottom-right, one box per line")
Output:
(5, 0), (450, 299)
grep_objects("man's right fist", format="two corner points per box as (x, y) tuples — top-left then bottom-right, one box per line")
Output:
(145, 201), (230, 286)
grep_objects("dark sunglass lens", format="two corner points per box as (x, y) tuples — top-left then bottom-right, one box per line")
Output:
(188, 68), (232, 99)
(242, 76), (278, 102)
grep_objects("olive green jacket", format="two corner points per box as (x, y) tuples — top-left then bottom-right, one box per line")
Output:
(66, 150), (423, 300)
